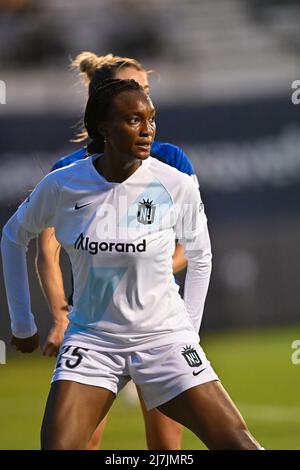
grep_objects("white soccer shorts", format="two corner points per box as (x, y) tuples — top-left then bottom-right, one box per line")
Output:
(51, 340), (219, 410)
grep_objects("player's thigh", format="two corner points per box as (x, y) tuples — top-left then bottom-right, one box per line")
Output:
(136, 385), (182, 450)
(42, 343), (128, 449)
(86, 415), (109, 450)
(41, 380), (115, 449)
(157, 381), (258, 449)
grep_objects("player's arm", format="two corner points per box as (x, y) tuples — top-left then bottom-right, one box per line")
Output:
(1, 213), (40, 353)
(36, 228), (69, 356)
(176, 183), (212, 333)
(1, 173), (59, 353)
(172, 172), (200, 275)
(182, 225), (212, 333)
(152, 143), (194, 274)
(172, 243), (187, 273)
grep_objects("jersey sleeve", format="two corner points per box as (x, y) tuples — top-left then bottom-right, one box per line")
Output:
(182, 225), (212, 333)
(174, 179), (212, 333)
(1, 175), (60, 338)
(16, 173), (60, 234)
(175, 146), (195, 176)
(151, 141), (195, 176)
(51, 147), (86, 172)
(175, 180), (207, 246)
(1, 220), (37, 338)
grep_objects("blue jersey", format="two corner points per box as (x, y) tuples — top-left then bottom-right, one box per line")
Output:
(51, 141), (195, 176)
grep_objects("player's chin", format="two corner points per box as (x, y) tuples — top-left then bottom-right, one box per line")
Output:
(134, 145), (151, 159)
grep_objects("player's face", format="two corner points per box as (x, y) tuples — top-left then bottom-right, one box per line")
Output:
(102, 90), (156, 161)
(114, 68), (150, 95)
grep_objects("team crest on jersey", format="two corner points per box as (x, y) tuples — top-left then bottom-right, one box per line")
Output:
(137, 198), (157, 225)
(181, 345), (202, 368)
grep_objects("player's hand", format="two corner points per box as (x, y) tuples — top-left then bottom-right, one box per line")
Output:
(42, 319), (69, 357)
(11, 333), (40, 353)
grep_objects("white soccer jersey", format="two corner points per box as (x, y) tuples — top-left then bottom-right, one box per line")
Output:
(2, 155), (211, 349)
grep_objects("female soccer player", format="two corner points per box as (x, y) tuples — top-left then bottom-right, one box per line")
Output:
(2, 78), (262, 450)
(36, 52), (196, 450)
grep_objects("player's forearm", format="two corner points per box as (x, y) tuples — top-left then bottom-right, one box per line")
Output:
(172, 244), (187, 273)
(36, 255), (69, 325)
(1, 223), (37, 338)
(183, 225), (212, 334)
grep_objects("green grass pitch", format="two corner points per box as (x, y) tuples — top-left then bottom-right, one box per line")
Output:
(0, 326), (299, 449)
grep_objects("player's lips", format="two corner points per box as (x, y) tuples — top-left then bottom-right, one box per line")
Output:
(135, 141), (152, 151)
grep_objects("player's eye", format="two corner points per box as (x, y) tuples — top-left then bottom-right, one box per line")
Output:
(128, 117), (140, 124)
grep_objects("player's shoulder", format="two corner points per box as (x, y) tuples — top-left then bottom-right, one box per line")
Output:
(151, 140), (194, 176)
(148, 156), (192, 188)
(47, 153), (90, 186)
(51, 147), (86, 172)
(147, 157), (200, 208)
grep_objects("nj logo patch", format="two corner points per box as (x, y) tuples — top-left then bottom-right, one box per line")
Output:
(137, 198), (157, 225)
(181, 345), (202, 368)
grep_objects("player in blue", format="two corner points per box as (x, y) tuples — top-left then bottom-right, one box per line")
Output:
(36, 52), (196, 450)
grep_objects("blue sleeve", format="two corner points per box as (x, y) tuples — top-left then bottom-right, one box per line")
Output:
(151, 141), (195, 176)
(51, 147), (86, 172)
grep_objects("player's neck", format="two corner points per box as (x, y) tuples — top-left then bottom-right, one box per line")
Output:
(94, 153), (142, 183)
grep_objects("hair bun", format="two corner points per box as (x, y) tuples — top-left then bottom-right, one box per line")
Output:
(73, 52), (99, 80)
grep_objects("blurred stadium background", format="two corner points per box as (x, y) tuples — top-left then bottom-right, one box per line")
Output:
(0, 0), (300, 450)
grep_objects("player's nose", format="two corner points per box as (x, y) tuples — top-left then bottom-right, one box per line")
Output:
(140, 120), (155, 137)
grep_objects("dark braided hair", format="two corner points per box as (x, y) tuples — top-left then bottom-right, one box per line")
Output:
(88, 65), (137, 96)
(84, 78), (143, 154)
(88, 67), (115, 95)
